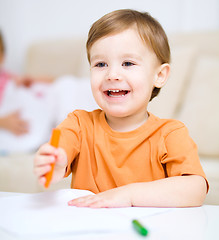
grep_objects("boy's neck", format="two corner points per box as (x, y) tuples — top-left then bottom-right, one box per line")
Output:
(105, 111), (149, 132)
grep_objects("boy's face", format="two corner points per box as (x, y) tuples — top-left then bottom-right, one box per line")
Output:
(89, 27), (161, 120)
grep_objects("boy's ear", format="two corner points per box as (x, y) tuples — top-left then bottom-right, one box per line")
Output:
(153, 63), (170, 88)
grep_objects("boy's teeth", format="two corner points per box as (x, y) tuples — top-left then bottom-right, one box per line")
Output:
(107, 89), (129, 97)
(109, 90), (120, 92)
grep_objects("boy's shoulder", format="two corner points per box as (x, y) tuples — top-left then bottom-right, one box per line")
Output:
(149, 112), (187, 135)
(70, 109), (102, 118)
(67, 109), (102, 124)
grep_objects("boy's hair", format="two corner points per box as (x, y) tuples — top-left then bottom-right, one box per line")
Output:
(86, 9), (170, 101)
(0, 31), (5, 54)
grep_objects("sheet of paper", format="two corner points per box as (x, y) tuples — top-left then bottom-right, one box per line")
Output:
(0, 189), (170, 238)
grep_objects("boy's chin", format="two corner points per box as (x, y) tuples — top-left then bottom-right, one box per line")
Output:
(105, 109), (131, 118)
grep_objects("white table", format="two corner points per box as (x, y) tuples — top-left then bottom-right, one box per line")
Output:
(0, 192), (218, 240)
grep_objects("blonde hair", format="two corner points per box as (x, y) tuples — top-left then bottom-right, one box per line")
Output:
(86, 9), (171, 100)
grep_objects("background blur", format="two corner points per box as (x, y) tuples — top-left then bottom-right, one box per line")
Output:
(0, 0), (219, 74)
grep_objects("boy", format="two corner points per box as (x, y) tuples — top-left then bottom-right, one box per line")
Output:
(34, 9), (208, 208)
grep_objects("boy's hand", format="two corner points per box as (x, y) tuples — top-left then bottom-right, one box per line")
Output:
(68, 185), (133, 208)
(33, 143), (67, 186)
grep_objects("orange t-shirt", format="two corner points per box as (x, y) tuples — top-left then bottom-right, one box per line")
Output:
(57, 109), (207, 194)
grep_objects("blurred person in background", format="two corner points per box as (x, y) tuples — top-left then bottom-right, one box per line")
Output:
(0, 31), (97, 155)
(0, 31), (29, 136)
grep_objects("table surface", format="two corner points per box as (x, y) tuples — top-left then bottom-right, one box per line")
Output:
(0, 192), (218, 240)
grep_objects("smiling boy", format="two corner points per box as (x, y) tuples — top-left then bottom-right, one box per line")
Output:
(34, 9), (208, 208)
(89, 27), (169, 132)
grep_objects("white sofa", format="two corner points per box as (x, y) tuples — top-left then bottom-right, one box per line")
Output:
(0, 31), (218, 205)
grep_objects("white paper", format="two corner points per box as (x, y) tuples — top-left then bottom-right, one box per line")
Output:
(0, 189), (169, 238)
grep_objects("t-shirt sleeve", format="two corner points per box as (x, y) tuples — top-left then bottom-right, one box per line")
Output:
(57, 111), (81, 177)
(160, 124), (209, 190)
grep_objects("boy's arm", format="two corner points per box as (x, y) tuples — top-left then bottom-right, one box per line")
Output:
(68, 175), (207, 208)
(129, 175), (207, 207)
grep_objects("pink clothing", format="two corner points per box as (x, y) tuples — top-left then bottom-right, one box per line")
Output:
(0, 70), (12, 104)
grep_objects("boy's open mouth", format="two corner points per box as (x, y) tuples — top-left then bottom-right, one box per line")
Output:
(104, 89), (130, 97)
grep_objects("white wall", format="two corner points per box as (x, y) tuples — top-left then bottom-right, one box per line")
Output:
(0, 0), (219, 73)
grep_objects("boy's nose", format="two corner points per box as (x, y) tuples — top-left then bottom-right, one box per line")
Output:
(106, 65), (121, 81)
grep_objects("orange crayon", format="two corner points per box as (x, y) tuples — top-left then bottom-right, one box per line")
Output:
(44, 128), (61, 188)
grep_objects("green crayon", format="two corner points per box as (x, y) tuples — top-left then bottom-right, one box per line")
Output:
(132, 219), (149, 236)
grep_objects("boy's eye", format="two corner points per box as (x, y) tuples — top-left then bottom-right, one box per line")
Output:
(95, 62), (107, 67)
(122, 61), (134, 67)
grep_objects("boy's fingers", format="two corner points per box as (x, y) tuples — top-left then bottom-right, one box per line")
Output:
(34, 155), (55, 166)
(55, 147), (67, 166)
(39, 176), (46, 186)
(88, 201), (104, 208)
(34, 165), (52, 177)
(34, 146), (66, 167)
(68, 195), (97, 206)
(37, 143), (58, 155)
